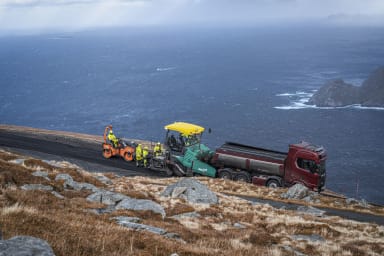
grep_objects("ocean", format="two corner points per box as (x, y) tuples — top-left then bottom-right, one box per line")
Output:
(1, 26), (383, 204)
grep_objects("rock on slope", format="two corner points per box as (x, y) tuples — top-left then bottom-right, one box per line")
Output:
(308, 67), (384, 107)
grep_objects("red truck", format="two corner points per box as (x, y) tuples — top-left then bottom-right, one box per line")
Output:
(210, 141), (326, 191)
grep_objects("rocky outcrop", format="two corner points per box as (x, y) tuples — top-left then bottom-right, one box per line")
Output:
(0, 236), (55, 256)
(20, 184), (53, 191)
(115, 198), (166, 218)
(161, 178), (218, 204)
(297, 206), (325, 217)
(360, 67), (384, 106)
(308, 67), (384, 107)
(112, 216), (181, 240)
(87, 189), (166, 218)
(55, 173), (99, 192)
(307, 79), (360, 107)
(281, 183), (309, 200)
(27, 172), (167, 217)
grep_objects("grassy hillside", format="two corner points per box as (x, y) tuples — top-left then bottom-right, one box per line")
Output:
(0, 149), (383, 256)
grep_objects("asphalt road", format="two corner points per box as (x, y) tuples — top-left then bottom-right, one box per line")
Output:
(0, 129), (164, 177)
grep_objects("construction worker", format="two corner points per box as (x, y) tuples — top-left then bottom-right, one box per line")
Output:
(135, 144), (143, 167)
(153, 142), (162, 157)
(108, 130), (119, 147)
(143, 146), (149, 168)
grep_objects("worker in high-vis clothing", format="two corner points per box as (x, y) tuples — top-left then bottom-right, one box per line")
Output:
(108, 130), (119, 147)
(143, 146), (149, 168)
(153, 142), (162, 157)
(135, 144), (143, 167)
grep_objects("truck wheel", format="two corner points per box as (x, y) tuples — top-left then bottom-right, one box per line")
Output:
(165, 168), (173, 177)
(267, 179), (280, 188)
(102, 149), (112, 159)
(218, 169), (232, 180)
(234, 171), (251, 183)
(123, 152), (132, 162)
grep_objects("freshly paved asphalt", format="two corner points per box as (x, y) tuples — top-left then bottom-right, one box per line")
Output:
(0, 129), (164, 177)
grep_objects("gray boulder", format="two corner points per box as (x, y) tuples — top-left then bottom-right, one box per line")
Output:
(0, 236), (55, 256)
(281, 184), (309, 200)
(115, 198), (166, 218)
(345, 198), (371, 208)
(87, 190), (166, 217)
(297, 206), (325, 217)
(171, 211), (201, 219)
(55, 173), (73, 184)
(161, 178), (218, 204)
(55, 173), (99, 192)
(87, 190), (128, 205)
(51, 191), (64, 199)
(346, 198), (359, 205)
(21, 184), (53, 191)
(112, 216), (141, 223)
(94, 174), (113, 185)
(233, 223), (246, 229)
(114, 221), (166, 235)
(291, 234), (325, 242)
(32, 171), (50, 180)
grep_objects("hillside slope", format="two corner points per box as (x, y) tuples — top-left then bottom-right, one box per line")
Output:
(0, 148), (383, 256)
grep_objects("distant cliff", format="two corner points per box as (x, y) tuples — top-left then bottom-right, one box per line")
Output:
(307, 67), (384, 107)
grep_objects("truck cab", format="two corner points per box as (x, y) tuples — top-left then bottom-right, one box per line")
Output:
(285, 142), (327, 191)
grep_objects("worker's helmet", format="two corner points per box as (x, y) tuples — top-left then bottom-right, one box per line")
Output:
(109, 130), (113, 134)
(157, 142), (161, 145)
(138, 144), (142, 147)
(144, 146), (148, 149)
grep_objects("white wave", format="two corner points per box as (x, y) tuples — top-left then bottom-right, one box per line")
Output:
(275, 103), (384, 111)
(275, 88), (384, 111)
(276, 93), (296, 97)
(319, 71), (339, 75)
(350, 105), (384, 110)
(276, 91), (314, 97)
(156, 67), (175, 72)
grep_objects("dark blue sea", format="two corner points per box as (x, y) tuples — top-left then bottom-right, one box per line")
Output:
(1, 26), (383, 204)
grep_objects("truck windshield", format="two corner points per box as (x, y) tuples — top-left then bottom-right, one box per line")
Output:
(318, 161), (326, 175)
(297, 158), (323, 174)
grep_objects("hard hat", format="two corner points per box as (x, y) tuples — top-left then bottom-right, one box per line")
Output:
(109, 130), (113, 134)
(144, 146), (148, 149)
(138, 144), (142, 146)
(157, 142), (161, 145)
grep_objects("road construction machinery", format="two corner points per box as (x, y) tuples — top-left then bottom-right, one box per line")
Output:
(102, 125), (136, 162)
(211, 141), (326, 191)
(164, 122), (217, 177)
(163, 122), (327, 191)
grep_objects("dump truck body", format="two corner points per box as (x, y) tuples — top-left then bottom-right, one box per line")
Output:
(211, 141), (326, 191)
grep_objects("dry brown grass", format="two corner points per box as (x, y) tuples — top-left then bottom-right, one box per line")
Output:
(0, 149), (383, 256)
(0, 150), (20, 161)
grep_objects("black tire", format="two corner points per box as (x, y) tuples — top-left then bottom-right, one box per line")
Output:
(102, 149), (112, 159)
(218, 169), (232, 180)
(234, 171), (251, 183)
(123, 152), (131, 162)
(267, 179), (280, 188)
(165, 168), (173, 177)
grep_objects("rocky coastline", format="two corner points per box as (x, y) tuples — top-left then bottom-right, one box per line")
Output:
(307, 67), (384, 107)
